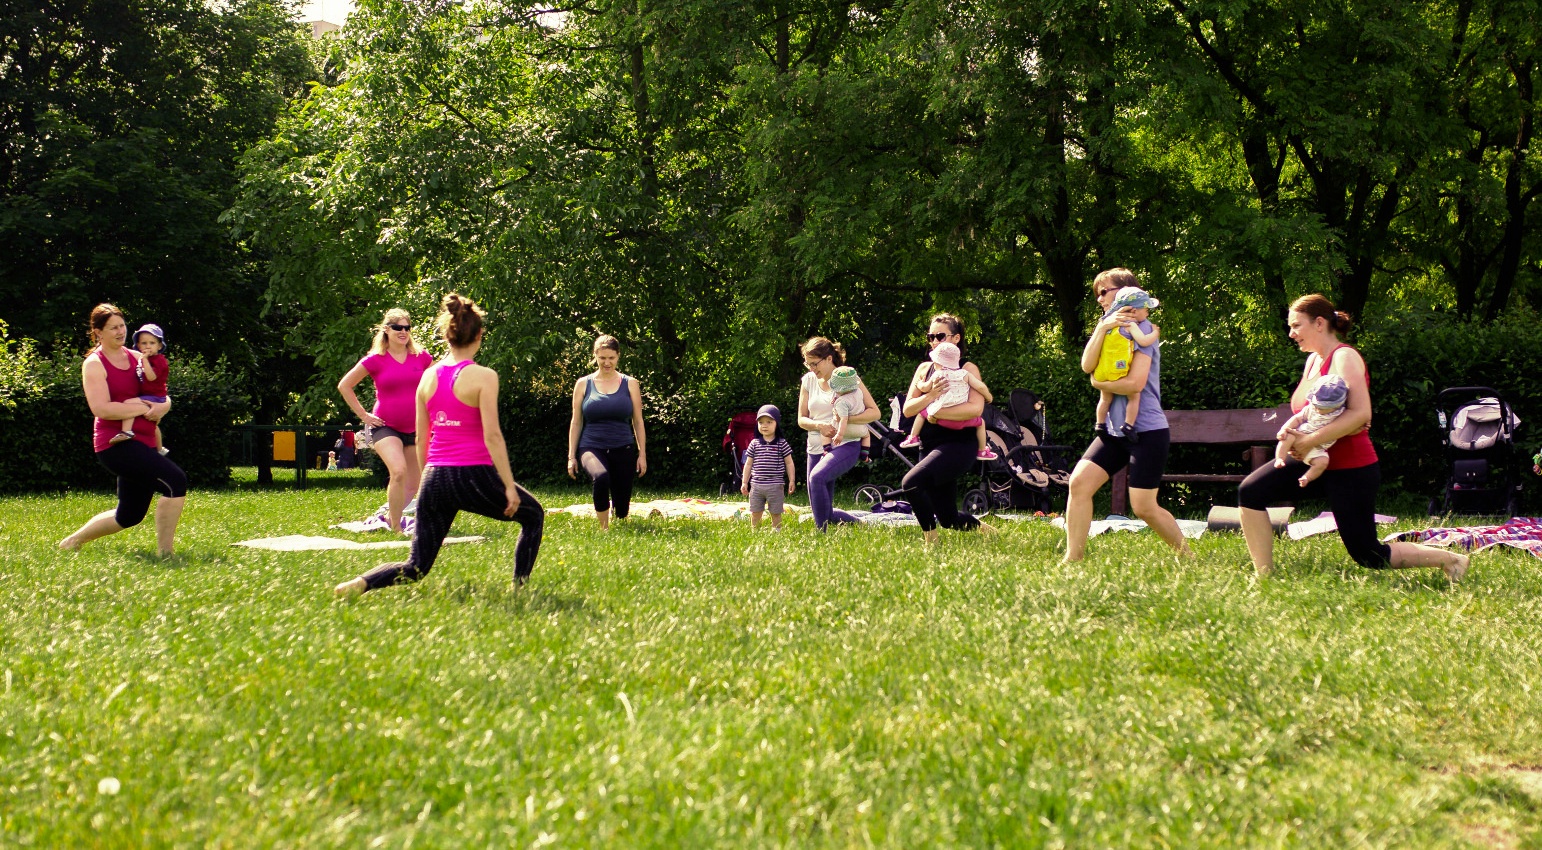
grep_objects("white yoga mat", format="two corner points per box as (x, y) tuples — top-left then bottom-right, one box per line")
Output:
(232, 535), (484, 552)
(1051, 516), (1210, 539)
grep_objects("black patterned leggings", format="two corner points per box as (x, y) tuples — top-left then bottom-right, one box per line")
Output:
(362, 464), (544, 590)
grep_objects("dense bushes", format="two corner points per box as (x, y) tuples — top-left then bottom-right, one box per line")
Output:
(0, 329), (249, 491)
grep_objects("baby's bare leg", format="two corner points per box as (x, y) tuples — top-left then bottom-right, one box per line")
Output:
(1274, 436), (1295, 468)
(1096, 390), (1113, 428)
(1298, 456), (1330, 486)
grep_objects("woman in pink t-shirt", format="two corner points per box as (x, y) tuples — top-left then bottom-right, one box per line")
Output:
(335, 293), (542, 598)
(339, 308), (433, 533)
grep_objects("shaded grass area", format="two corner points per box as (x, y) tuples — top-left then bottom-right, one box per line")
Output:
(3, 479), (1541, 847)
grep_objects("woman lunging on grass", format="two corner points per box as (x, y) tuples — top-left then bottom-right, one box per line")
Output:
(1236, 294), (1468, 581)
(59, 304), (187, 557)
(1062, 269), (1193, 564)
(336, 293), (543, 598)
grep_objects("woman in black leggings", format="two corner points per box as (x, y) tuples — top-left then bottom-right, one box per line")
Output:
(899, 313), (993, 544)
(1237, 294), (1468, 581)
(59, 304), (188, 557)
(566, 334), (647, 530)
(335, 293), (543, 597)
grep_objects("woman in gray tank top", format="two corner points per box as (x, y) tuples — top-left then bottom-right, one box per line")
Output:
(566, 334), (648, 529)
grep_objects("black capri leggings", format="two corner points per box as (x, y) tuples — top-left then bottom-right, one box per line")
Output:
(97, 441), (188, 528)
(900, 440), (982, 533)
(1238, 460), (1392, 569)
(580, 444), (638, 517)
(362, 464), (544, 590)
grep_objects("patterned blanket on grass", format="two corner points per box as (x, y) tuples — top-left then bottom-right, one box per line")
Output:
(1383, 517), (1542, 559)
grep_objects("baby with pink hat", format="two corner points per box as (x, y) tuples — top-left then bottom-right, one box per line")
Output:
(899, 342), (997, 460)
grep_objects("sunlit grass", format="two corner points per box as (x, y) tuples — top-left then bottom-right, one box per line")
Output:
(3, 478), (1540, 847)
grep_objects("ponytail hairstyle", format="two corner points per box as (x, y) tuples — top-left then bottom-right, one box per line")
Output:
(801, 336), (846, 368)
(88, 303), (125, 346)
(592, 334), (620, 363)
(436, 292), (485, 348)
(1290, 293), (1353, 336)
(368, 307), (424, 356)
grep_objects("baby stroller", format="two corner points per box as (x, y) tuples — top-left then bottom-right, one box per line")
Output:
(962, 389), (1076, 516)
(719, 408), (761, 496)
(851, 396), (919, 508)
(1428, 387), (1523, 517)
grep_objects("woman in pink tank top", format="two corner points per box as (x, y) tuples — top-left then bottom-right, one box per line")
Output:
(336, 293), (543, 598)
(58, 304), (188, 557)
(1238, 294), (1469, 582)
(338, 308), (433, 534)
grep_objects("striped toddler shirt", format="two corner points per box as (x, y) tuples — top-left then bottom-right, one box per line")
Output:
(745, 436), (793, 484)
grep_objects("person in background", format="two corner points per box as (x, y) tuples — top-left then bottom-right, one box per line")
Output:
(339, 308), (432, 534)
(567, 334), (647, 530)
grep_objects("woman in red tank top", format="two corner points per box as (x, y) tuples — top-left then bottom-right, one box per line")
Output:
(1237, 295), (1469, 581)
(58, 304), (188, 557)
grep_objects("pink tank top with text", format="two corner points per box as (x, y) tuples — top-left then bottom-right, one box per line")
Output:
(92, 349), (157, 452)
(424, 360), (493, 467)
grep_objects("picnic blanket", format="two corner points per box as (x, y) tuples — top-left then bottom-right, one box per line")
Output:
(1383, 516), (1542, 559)
(233, 535), (484, 552)
(1050, 516), (1209, 539)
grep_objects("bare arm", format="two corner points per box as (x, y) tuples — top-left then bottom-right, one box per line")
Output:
(82, 357), (152, 421)
(338, 359), (384, 428)
(1289, 350), (1372, 455)
(784, 455), (796, 493)
(1090, 351), (1152, 396)
(140, 355), (158, 383)
(566, 378), (585, 478)
(473, 366), (521, 516)
(414, 368), (435, 471)
(1080, 308), (1135, 374)
(902, 361), (941, 418)
(740, 454), (753, 494)
(963, 363), (993, 404)
(628, 376), (647, 476)
(849, 381), (881, 426)
(1128, 323), (1159, 347)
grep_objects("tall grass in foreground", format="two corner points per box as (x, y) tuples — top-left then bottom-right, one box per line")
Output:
(3, 482), (1541, 848)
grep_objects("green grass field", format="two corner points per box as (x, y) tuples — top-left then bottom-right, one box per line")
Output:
(4, 473), (1541, 848)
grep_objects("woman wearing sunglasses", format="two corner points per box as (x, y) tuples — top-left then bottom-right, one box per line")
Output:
(1062, 268), (1192, 563)
(339, 307), (433, 534)
(899, 313), (995, 543)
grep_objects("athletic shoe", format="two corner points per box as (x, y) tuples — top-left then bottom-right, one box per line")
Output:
(899, 436), (921, 448)
(976, 449), (998, 460)
(109, 431), (133, 444)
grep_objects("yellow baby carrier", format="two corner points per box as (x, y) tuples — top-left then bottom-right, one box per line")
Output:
(1093, 327), (1134, 382)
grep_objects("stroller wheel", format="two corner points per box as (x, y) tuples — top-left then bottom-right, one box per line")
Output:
(854, 484), (885, 508)
(963, 488), (990, 518)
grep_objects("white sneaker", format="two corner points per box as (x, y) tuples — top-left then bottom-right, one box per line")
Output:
(899, 436), (921, 448)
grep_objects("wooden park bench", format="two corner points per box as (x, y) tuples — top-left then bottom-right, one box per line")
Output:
(1110, 404), (1293, 516)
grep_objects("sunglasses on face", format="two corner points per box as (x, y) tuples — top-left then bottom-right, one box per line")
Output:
(926, 332), (951, 342)
(388, 323), (411, 332)
(1096, 287), (1117, 298)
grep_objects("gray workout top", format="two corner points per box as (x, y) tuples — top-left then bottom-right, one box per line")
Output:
(579, 375), (635, 450)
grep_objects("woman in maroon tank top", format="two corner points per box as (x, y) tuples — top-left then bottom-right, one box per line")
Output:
(58, 304), (188, 556)
(1238, 294), (1469, 581)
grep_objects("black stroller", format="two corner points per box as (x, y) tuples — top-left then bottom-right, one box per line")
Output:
(962, 389), (1076, 516)
(1428, 387), (1523, 517)
(851, 397), (919, 508)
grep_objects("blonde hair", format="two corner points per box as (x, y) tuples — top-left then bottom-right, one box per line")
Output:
(368, 308), (423, 356)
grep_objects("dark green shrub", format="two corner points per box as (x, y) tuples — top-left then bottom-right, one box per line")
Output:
(0, 329), (250, 491)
